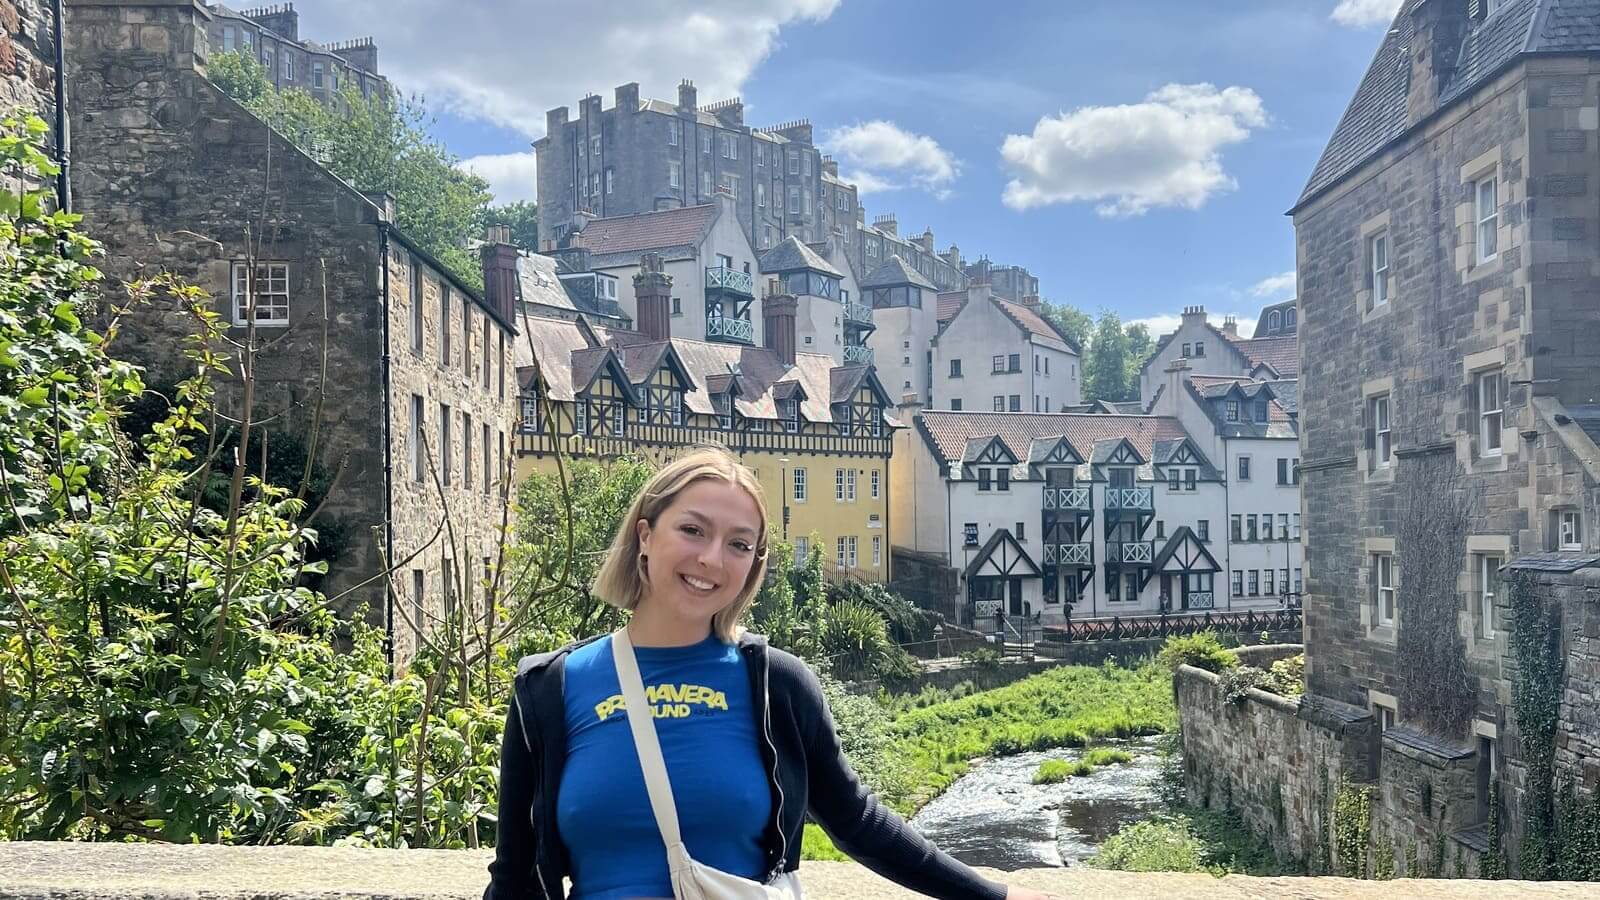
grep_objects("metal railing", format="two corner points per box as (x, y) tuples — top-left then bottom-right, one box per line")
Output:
(1107, 540), (1154, 564)
(843, 344), (874, 365)
(705, 266), (754, 295)
(1043, 487), (1091, 511)
(706, 314), (754, 343)
(1042, 542), (1093, 566)
(1042, 607), (1303, 644)
(842, 301), (874, 326)
(1104, 487), (1153, 511)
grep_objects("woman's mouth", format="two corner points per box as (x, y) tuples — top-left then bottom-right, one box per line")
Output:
(679, 573), (719, 594)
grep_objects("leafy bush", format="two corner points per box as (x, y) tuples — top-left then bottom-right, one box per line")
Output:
(1156, 632), (1237, 674)
(959, 646), (1003, 671)
(815, 669), (912, 809)
(816, 597), (893, 681)
(1218, 666), (1274, 704)
(1267, 653), (1305, 698)
(1090, 816), (1211, 873)
(827, 580), (938, 646)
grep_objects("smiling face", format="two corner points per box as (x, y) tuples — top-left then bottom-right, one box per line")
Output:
(635, 477), (763, 631)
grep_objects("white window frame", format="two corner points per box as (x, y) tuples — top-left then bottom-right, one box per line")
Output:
(847, 535), (858, 569)
(846, 469), (857, 502)
(1373, 552), (1395, 627)
(1476, 175), (1498, 264)
(836, 536), (847, 568)
(870, 469), (880, 499)
(872, 535), (881, 567)
(231, 261), (290, 326)
(1372, 394), (1392, 468)
(793, 467), (807, 503)
(1476, 553), (1501, 639)
(667, 119), (679, 146)
(1558, 509), (1582, 551)
(668, 161), (681, 189)
(1370, 230), (1389, 308)
(1477, 371), (1502, 457)
(835, 468), (845, 502)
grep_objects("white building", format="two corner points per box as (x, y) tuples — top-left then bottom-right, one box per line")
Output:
(1138, 305), (1299, 404)
(931, 288), (1081, 412)
(861, 255), (938, 404)
(756, 235), (868, 365)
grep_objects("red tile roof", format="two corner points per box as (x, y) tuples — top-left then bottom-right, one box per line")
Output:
(1225, 333), (1299, 376)
(916, 411), (1189, 467)
(936, 291), (967, 323)
(576, 204), (718, 257)
(995, 298), (1078, 352)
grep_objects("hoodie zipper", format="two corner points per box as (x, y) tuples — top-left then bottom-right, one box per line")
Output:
(762, 648), (788, 877)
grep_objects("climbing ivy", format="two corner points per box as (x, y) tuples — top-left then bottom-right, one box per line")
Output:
(1395, 457), (1476, 737)
(1333, 779), (1372, 878)
(1480, 780), (1507, 879)
(1555, 777), (1600, 881)
(1373, 824), (1396, 880)
(1506, 571), (1562, 879)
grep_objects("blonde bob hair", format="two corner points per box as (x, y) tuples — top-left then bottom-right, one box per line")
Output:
(591, 446), (770, 642)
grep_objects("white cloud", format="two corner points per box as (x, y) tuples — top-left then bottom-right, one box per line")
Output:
(1130, 312), (1256, 339)
(309, 1), (842, 138)
(1000, 83), (1268, 216)
(1330, 0), (1402, 27)
(1249, 270), (1297, 299)
(458, 151), (538, 204)
(823, 120), (959, 197)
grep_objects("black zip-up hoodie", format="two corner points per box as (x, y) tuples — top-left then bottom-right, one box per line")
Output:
(483, 631), (1008, 900)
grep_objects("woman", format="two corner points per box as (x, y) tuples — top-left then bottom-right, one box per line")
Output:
(486, 447), (1053, 900)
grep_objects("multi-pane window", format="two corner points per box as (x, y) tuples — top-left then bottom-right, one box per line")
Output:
(1254, 401), (1269, 422)
(1476, 175), (1498, 263)
(1225, 401), (1240, 422)
(1194, 341), (1205, 357)
(1246, 515), (1258, 542)
(872, 536), (881, 567)
(1238, 456), (1251, 481)
(1197, 519), (1209, 541)
(785, 466), (807, 503)
(1293, 514), (1302, 539)
(668, 161), (681, 188)
(1372, 553), (1395, 626)
(847, 536), (858, 568)
(951, 359), (962, 377)
(1248, 570), (1260, 596)
(462, 413), (473, 491)
(992, 354), (1005, 373)
(1476, 553), (1502, 639)
(438, 402), (452, 486)
(1370, 394), (1392, 468)
(1278, 513), (1290, 541)
(1008, 395), (1021, 412)
(992, 395), (1004, 411)
(787, 187), (801, 214)
(837, 536), (848, 568)
(1264, 569), (1276, 596)
(1231, 515), (1243, 541)
(1370, 231), (1389, 308)
(1231, 570), (1243, 596)
(870, 469), (880, 499)
(519, 394), (539, 432)
(1168, 469), (1181, 491)
(1008, 353), (1020, 372)
(312, 61), (324, 88)
(794, 536), (808, 562)
(574, 401), (589, 435)
(667, 119), (679, 146)
(1558, 509), (1583, 550)
(1185, 469), (1196, 491)
(845, 469), (857, 502)
(604, 168), (615, 195)
(231, 261), (290, 325)
(1477, 370), (1502, 457)
(835, 468), (845, 502)
(591, 135), (602, 157)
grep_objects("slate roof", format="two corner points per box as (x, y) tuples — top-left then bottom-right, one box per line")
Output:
(1225, 333), (1300, 376)
(1151, 526), (1222, 573)
(1384, 726), (1474, 761)
(914, 412), (1186, 476)
(1297, 0), (1600, 208)
(1152, 438), (1222, 481)
(1185, 378), (1298, 440)
(576, 204), (718, 263)
(758, 235), (843, 277)
(861, 254), (936, 290)
(516, 252), (630, 323)
(1504, 553), (1600, 573)
(1252, 299), (1298, 336)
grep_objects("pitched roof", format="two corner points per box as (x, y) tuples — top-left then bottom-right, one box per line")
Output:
(576, 204), (718, 260)
(994, 298), (1079, 354)
(861, 254), (936, 290)
(1184, 378), (1297, 439)
(936, 291), (967, 323)
(758, 235), (843, 277)
(1226, 333), (1299, 376)
(1297, 0), (1600, 208)
(1252, 299), (1297, 337)
(915, 411), (1189, 470)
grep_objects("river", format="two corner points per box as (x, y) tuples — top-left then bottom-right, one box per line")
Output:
(908, 736), (1165, 870)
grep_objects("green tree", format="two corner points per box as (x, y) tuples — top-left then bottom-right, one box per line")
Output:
(485, 200), (539, 251)
(1084, 312), (1134, 403)
(1123, 322), (1154, 399)
(210, 51), (492, 290)
(1040, 300), (1093, 355)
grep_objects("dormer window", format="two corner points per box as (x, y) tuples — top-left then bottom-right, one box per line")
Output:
(713, 393), (732, 429)
(1255, 401), (1269, 422)
(1225, 400), (1240, 422)
(780, 398), (799, 433)
(1269, 310), (1281, 331)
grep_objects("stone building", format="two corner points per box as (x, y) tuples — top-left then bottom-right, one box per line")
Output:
(513, 253), (895, 584)
(931, 287), (1081, 412)
(64, 0), (516, 665)
(204, 3), (385, 105)
(962, 256), (1039, 303)
(1179, 0), (1600, 878)
(533, 82), (969, 293)
(2, 0), (59, 134)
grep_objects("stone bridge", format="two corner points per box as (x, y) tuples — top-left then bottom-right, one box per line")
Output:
(0, 842), (1594, 899)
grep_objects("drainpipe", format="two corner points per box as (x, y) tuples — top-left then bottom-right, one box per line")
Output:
(52, 0), (70, 212)
(378, 224), (395, 676)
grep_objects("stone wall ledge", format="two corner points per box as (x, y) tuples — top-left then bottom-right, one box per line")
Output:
(1, 842), (1596, 899)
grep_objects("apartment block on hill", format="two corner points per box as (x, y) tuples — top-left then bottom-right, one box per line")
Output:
(205, 3), (386, 104)
(65, 0), (516, 664)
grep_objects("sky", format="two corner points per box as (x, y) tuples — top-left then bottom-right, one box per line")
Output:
(301, 0), (1406, 338)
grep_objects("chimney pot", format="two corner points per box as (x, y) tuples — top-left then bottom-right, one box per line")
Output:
(479, 225), (521, 324)
(762, 282), (798, 365)
(633, 252), (674, 342)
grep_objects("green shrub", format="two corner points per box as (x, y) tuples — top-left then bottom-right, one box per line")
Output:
(959, 646), (1003, 670)
(1032, 759), (1093, 784)
(1267, 653), (1305, 698)
(1219, 666), (1273, 703)
(1157, 632), (1237, 674)
(817, 597), (893, 681)
(1090, 816), (1210, 872)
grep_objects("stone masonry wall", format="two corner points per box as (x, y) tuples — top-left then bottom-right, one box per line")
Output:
(1, 0), (56, 129)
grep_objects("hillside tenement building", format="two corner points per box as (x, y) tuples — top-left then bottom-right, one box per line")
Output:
(205, 3), (386, 104)
(1179, 0), (1600, 880)
(65, 0), (515, 665)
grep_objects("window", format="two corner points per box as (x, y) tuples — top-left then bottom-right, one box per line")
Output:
(872, 536), (881, 567)
(700, 170), (713, 196)
(1476, 553), (1502, 639)
(756, 182), (765, 207)
(993, 395), (1005, 412)
(1264, 569), (1275, 596)
(1155, 520), (1165, 539)
(997, 468), (1010, 491)
(462, 414), (473, 491)
(1231, 570), (1243, 596)
(231, 261), (290, 326)
(950, 359), (962, 377)
(992, 355), (1004, 373)
(1372, 553), (1395, 627)
(1557, 509), (1583, 550)
(410, 395), (425, 482)
(1278, 514), (1290, 541)
(787, 186), (801, 214)
(1476, 175), (1498, 263)
(847, 536), (858, 568)
(1168, 469), (1181, 491)
(1369, 231), (1389, 308)
(1370, 394), (1392, 468)
(846, 469), (857, 502)
(1246, 515), (1258, 542)
(870, 469), (880, 499)
(1477, 370), (1502, 457)
(1008, 395), (1021, 412)
(1194, 341), (1205, 358)
(1295, 568), (1303, 592)
(835, 468), (845, 502)
(793, 468), (807, 502)
(1237, 456), (1251, 481)
(439, 288), (451, 366)
(483, 315), (493, 389)
(1008, 353), (1020, 372)
(668, 161), (681, 189)
(604, 168), (614, 195)
(591, 134), (602, 157)
(794, 536), (808, 562)
(667, 119), (679, 146)
(963, 523), (979, 546)
(223, 25), (236, 51)
(950, 399), (962, 410)
(575, 401), (589, 435)
(1185, 469), (1196, 491)
(438, 402), (451, 486)
(977, 468), (992, 492)
(519, 394), (539, 433)
(312, 61), (323, 87)
(1248, 570), (1259, 596)
(482, 423), (491, 495)
(1015, 521), (1026, 541)
(755, 142), (764, 165)
(410, 569), (425, 634)
(1293, 514), (1302, 539)
(463, 303), (472, 376)
(1231, 515), (1243, 542)
(1197, 520), (1209, 541)
(1225, 401), (1240, 422)
(721, 134), (737, 159)
(283, 54), (293, 81)
(1377, 704), (1397, 733)
(499, 332), (507, 399)
(1254, 401), (1269, 422)
(1181, 342), (1191, 357)
(837, 537), (847, 568)
(788, 153), (800, 175)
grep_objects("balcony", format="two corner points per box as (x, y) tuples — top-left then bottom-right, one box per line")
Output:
(1043, 487), (1092, 512)
(1107, 540), (1154, 565)
(705, 266), (754, 296)
(1042, 541), (1093, 566)
(842, 301), (874, 327)
(706, 314), (754, 344)
(843, 344), (874, 365)
(1185, 591), (1216, 610)
(1104, 487), (1153, 512)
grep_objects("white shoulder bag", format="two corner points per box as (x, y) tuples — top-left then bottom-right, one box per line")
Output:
(611, 627), (805, 900)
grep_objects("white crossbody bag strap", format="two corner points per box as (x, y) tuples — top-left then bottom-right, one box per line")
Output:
(611, 627), (685, 848)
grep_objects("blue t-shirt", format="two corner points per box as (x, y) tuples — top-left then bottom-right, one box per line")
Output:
(557, 634), (771, 900)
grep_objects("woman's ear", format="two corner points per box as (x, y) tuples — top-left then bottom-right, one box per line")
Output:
(635, 516), (651, 552)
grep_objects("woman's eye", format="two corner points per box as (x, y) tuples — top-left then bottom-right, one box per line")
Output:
(731, 541), (753, 553)
(680, 525), (702, 536)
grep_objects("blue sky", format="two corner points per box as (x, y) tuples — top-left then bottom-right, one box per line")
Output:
(308, 0), (1404, 336)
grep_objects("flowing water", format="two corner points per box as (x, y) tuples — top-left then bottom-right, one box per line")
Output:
(908, 736), (1165, 870)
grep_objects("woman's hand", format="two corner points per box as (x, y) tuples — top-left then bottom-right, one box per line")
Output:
(1006, 887), (1058, 900)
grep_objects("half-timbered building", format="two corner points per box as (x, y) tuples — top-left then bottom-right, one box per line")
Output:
(514, 253), (896, 583)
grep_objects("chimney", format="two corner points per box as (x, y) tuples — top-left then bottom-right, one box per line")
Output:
(546, 106), (570, 134)
(918, 228), (935, 253)
(677, 79), (698, 111)
(1163, 356), (1191, 416)
(1180, 305), (1208, 327)
(550, 231), (592, 274)
(1021, 294), (1042, 311)
(480, 225), (520, 323)
(66, 0), (212, 77)
(1406, 0), (1470, 126)
(362, 191), (396, 223)
(615, 82), (640, 112)
(873, 213), (898, 237)
(244, 3), (299, 41)
(762, 278), (798, 365)
(634, 253), (673, 342)
(1221, 315), (1238, 337)
(898, 392), (924, 420)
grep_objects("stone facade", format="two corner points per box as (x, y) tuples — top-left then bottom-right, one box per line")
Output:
(204, 3), (385, 105)
(1, 0), (57, 128)
(64, 0), (515, 664)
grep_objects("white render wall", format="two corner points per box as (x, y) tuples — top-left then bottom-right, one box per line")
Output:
(601, 201), (764, 345)
(870, 303), (937, 403)
(1217, 436), (1303, 609)
(932, 296), (1080, 412)
(1139, 316), (1250, 402)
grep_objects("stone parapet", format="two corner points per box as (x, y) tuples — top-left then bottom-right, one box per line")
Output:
(0, 842), (1595, 899)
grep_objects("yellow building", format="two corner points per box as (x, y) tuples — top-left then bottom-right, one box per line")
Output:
(512, 253), (895, 583)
